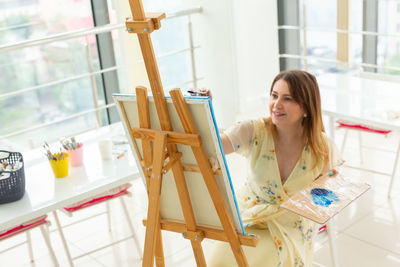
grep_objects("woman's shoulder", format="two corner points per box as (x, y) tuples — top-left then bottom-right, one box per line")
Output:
(253, 117), (268, 128)
(256, 117), (273, 133)
(251, 117), (274, 143)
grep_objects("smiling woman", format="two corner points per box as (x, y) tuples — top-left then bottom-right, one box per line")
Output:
(211, 70), (342, 267)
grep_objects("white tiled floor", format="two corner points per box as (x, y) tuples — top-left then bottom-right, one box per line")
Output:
(2, 129), (400, 266)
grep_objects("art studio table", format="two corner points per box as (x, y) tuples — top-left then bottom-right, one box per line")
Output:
(0, 123), (140, 232)
(317, 73), (400, 139)
(317, 73), (400, 196)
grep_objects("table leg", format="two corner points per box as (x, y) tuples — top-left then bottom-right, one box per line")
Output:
(388, 137), (400, 198)
(329, 116), (335, 143)
(53, 211), (74, 267)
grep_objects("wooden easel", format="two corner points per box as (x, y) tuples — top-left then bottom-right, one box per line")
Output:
(122, 1), (259, 266)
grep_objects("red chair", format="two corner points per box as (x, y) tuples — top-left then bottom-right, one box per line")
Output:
(52, 183), (142, 267)
(0, 215), (59, 266)
(337, 120), (392, 164)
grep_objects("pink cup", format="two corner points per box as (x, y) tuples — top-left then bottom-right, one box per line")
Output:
(68, 144), (84, 167)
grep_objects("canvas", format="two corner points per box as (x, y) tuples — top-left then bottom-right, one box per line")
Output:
(113, 94), (245, 234)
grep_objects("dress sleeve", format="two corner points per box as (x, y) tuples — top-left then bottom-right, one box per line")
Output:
(224, 120), (254, 157)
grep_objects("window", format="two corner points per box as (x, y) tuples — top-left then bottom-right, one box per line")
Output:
(0, 0), (200, 149)
(0, 0), (107, 148)
(377, 0), (400, 74)
(305, 0), (339, 75)
(277, 0), (400, 76)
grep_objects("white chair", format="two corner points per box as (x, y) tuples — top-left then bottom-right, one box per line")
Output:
(52, 183), (142, 267)
(0, 215), (59, 266)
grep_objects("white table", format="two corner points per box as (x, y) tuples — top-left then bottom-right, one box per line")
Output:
(0, 123), (140, 231)
(317, 73), (400, 197)
(317, 73), (400, 138)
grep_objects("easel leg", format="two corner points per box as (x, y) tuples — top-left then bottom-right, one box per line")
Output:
(136, 87), (165, 266)
(142, 133), (167, 267)
(155, 224), (165, 267)
(169, 162), (207, 266)
(191, 240), (207, 266)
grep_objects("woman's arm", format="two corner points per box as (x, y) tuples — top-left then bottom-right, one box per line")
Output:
(220, 133), (234, 155)
(220, 120), (254, 156)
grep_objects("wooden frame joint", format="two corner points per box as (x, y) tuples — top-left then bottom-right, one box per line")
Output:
(162, 152), (182, 174)
(182, 230), (204, 242)
(125, 12), (166, 34)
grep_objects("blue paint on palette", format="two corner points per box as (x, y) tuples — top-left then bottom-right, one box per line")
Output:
(310, 188), (339, 207)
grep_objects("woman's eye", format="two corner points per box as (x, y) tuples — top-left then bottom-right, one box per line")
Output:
(271, 94), (278, 99)
(285, 97), (293, 101)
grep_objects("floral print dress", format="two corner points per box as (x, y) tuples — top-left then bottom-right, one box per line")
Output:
(208, 118), (342, 267)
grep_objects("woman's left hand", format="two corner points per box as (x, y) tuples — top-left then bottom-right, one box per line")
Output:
(315, 169), (338, 181)
(327, 169), (338, 177)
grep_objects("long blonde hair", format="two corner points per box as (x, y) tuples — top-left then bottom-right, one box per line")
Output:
(265, 70), (329, 169)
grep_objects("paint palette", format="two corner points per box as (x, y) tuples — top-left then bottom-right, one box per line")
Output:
(281, 173), (370, 224)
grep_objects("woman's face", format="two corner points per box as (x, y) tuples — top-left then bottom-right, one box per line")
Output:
(269, 79), (304, 130)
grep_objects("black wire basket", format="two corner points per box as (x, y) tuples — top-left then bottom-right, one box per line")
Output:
(0, 151), (25, 204)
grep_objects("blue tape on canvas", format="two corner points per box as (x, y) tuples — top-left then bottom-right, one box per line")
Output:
(207, 98), (246, 234)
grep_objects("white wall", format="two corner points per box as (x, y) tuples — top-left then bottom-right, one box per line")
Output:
(192, 0), (279, 127)
(191, 0), (239, 128)
(114, 0), (279, 128)
(232, 0), (279, 118)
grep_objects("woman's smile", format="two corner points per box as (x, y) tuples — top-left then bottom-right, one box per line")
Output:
(272, 111), (286, 117)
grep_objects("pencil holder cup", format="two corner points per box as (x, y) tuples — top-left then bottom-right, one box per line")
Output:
(98, 140), (112, 161)
(49, 153), (69, 178)
(68, 144), (83, 167)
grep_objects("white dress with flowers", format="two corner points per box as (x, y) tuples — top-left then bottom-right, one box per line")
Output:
(208, 118), (342, 267)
